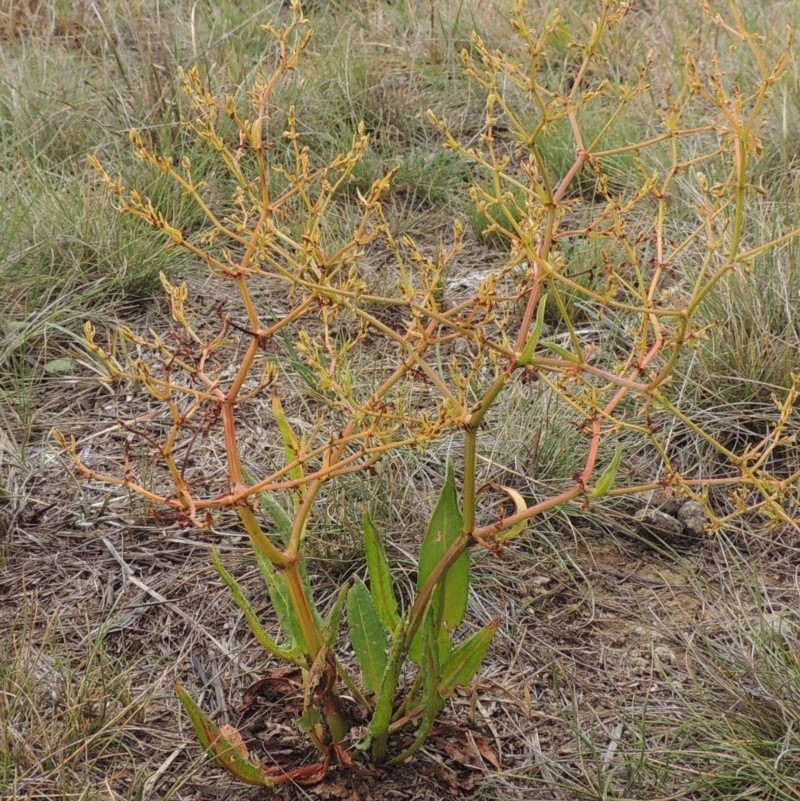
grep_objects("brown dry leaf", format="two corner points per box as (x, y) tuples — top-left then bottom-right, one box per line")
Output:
(425, 762), (479, 794)
(467, 729), (502, 771)
(432, 724), (501, 771)
(333, 743), (354, 768)
(418, 724), (504, 793)
(239, 670), (304, 716)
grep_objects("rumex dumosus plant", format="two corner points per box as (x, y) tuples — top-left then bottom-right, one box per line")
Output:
(57, 0), (800, 787)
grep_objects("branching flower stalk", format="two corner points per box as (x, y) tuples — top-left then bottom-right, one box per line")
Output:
(58, 0), (800, 786)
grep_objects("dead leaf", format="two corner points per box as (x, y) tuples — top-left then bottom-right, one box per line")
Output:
(239, 669), (304, 716)
(431, 724), (501, 771)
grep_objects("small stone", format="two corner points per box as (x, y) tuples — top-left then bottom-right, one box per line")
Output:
(638, 489), (683, 516)
(677, 501), (707, 537)
(634, 507), (682, 540)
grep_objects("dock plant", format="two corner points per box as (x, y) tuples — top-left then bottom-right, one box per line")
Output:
(57, 0), (800, 787)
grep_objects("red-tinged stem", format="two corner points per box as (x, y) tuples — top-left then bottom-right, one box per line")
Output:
(473, 483), (586, 544)
(581, 337), (664, 486)
(404, 531), (474, 651)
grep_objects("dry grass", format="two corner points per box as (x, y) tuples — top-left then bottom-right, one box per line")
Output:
(3, 0), (800, 799)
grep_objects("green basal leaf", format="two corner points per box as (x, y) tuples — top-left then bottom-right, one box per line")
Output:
(175, 681), (270, 786)
(348, 578), (389, 695)
(420, 616), (442, 719)
(255, 550), (303, 652)
(324, 583), (349, 648)
(297, 705), (323, 734)
(411, 466), (468, 665)
(389, 610), (441, 764)
(363, 512), (400, 632)
(440, 619), (500, 697)
(43, 357), (74, 375)
(212, 549), (302, 664)
(257, 491), (293, 544)
(368, 620), (406, 762)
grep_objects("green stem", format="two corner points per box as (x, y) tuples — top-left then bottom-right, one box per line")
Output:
(462, 428), (478, 535)
(469, 368), (511, 430)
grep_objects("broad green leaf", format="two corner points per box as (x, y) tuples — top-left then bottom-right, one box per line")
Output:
(297, 705), (322, 734)
(368, 620), (406, 762)
(363, 512), (400, 632)
(440, 619), (499, 697)
(212, 549), (302, 664)
(324, 583), (349, 648)
(649, 390), (670, 412)
(417, 465), (468, 631)
(591, 441), (623, 498)
(389, 610), (441, 764)
(348, 578), (389, 694)
(43, 357), (74, 375)
(175, 681), (270, 786)
(255, 550), (303, 652)
(436, 626), (453, 662)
